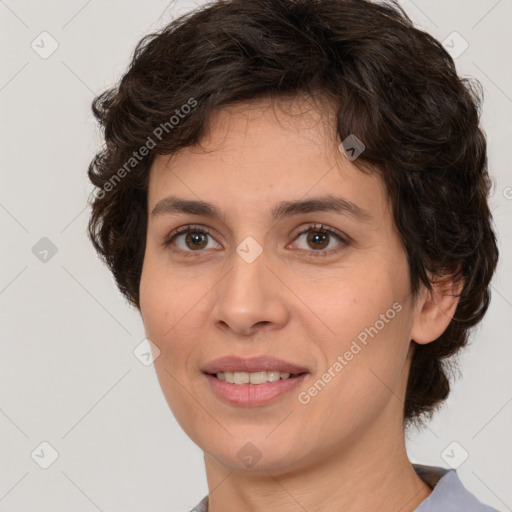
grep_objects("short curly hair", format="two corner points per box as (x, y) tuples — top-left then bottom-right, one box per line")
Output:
(87, 0), (499, 430)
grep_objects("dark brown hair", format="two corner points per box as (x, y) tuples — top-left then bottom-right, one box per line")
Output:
(87, 0), (499, 429)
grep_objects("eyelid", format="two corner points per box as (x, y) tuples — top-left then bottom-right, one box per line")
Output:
(290, 223), (350, 245)
(163, 224), (213, 244)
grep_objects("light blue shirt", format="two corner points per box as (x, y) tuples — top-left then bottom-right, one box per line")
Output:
(413, 464), (499, 511)
(190, 464), (500, 511)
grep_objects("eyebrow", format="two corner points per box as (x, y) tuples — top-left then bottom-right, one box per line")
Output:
(151, 194), (373, 223)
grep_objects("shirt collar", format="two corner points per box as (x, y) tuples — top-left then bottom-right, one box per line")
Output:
(412, 463), (496, 511)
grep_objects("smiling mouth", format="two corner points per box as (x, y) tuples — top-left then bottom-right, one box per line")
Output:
(208, 370), (307, 385)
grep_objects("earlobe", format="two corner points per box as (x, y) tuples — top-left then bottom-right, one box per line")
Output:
(410, 275), (464, 345)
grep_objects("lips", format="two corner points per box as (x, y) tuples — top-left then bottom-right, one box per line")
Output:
(202, 355), (309, 376)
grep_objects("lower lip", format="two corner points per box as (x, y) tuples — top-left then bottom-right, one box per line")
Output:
(204, 373), (308, 407)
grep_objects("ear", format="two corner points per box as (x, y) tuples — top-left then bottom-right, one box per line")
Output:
(410, 273), (464, 345)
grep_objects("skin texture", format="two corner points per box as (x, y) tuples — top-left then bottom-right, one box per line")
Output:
(139, 96), (460, 512)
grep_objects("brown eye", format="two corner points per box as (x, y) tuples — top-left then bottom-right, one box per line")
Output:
(164, 225), (221, 255)
(183, 231), (209, 250)
(305, 230), (330, 250)
(291, 224), (349, 257)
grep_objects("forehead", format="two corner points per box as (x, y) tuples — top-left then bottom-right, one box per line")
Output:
(147, 96), (389, 223)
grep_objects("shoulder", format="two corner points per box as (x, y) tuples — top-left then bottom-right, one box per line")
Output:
(413, 464), (500, 512)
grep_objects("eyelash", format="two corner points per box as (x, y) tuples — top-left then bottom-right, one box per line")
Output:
(163, 223), (350, 259)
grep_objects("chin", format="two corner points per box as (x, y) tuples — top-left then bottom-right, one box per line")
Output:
(203, 435), (309, 475)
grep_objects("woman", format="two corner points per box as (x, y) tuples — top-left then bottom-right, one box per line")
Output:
(87, 0), (499, 510)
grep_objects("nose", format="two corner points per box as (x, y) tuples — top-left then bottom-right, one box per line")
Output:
(211, 245), (290, 337)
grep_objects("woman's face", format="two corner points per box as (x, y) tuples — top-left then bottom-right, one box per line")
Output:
(139, 97), (423, 474)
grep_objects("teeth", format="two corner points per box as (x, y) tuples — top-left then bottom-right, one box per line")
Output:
(215, 371), (294, 384)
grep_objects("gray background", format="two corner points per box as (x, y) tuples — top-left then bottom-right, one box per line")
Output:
(0, 1), (511, 511)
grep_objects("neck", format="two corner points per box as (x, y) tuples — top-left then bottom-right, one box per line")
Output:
(203, 410), (432, 512)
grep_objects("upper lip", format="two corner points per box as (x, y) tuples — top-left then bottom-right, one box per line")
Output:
(202, 355), (309, 375)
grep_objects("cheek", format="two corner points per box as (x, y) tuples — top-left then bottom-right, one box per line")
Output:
(139, 263), (168, 340)
(139, 256), (216, 368)
(140, 248), (184, 328)
(302, 265), (402, 341)
(301, 265), (411, 397)
(140, 255), (187, 353)
(139, 260), (206, 428)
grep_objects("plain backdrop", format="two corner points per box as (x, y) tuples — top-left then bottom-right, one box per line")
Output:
(0, 1), (511, 511)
